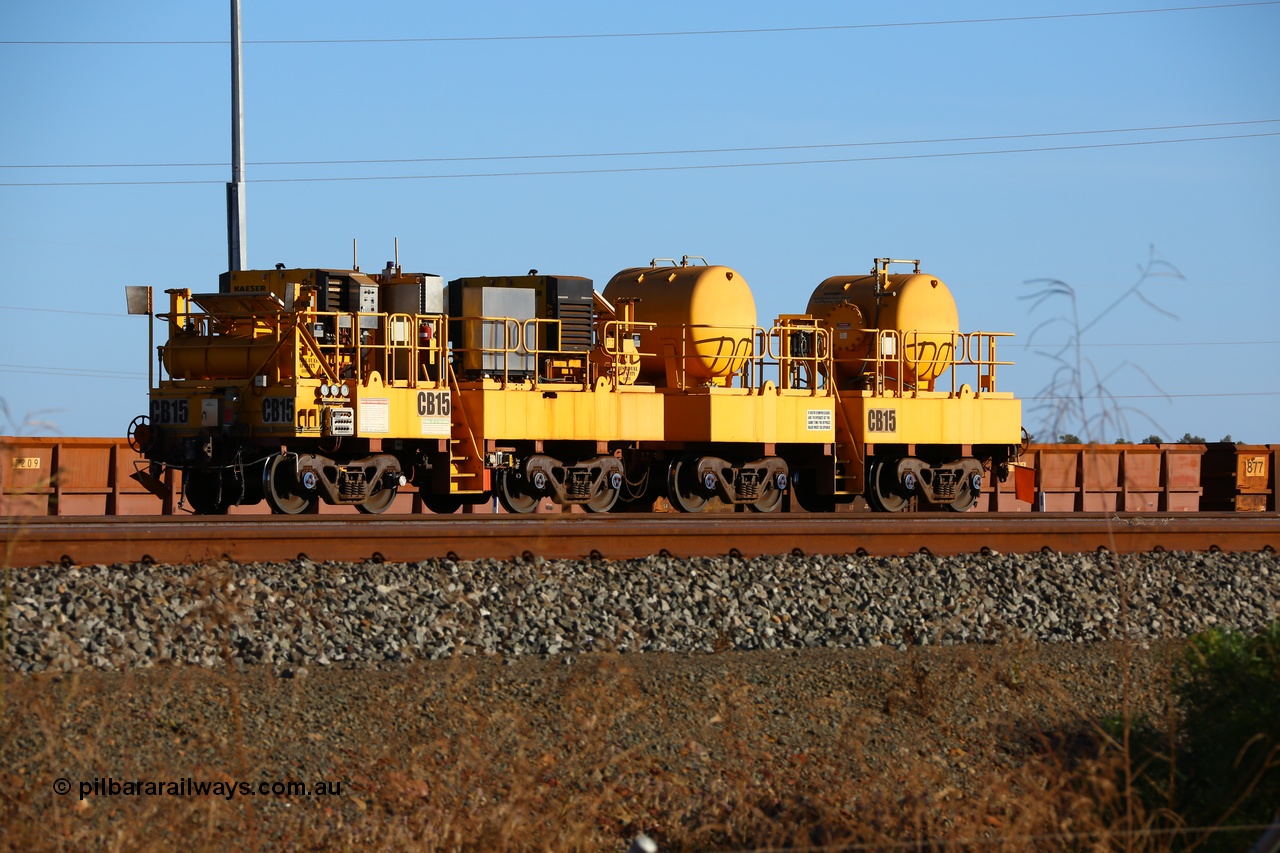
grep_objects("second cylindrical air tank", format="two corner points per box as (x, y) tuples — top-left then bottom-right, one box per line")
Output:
(806, 264), (960, 389)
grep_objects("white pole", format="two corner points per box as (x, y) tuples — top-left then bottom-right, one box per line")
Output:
(227, 0), (247, 271)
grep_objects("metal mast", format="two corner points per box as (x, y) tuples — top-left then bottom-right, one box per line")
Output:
(227, 0), (247, 271)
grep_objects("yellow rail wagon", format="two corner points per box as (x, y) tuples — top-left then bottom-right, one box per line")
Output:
(602, 257), (835, 513)
(130, 254), (1022, 515)
(804, 258), (1022, 511)
(139, 264), (452, 514)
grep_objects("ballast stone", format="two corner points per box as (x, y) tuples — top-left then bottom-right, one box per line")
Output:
(2, 550), (1277, 673)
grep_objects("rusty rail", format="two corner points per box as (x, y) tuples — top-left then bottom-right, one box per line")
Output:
(4, 513), (1277, 567)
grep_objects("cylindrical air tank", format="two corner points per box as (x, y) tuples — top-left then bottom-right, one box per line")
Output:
(603, 262), (757, 386)
(163, 336), (288, 381)
(806, 268), (960, 389)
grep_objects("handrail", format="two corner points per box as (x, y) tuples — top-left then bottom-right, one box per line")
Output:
(599, 319), (657, 357)
(617, 321), (836, 393)
(447, 315), (530, 387)
(154, 284), (1016, 399)
(760, 321), (832, 394)
(598, 318), (657, 390)
(834, 328), (1015, 395)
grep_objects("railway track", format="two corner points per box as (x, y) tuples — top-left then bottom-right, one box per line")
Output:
(4, 512), (1278, 567)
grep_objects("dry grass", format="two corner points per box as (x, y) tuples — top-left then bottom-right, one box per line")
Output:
(0, 635), (1215, 853)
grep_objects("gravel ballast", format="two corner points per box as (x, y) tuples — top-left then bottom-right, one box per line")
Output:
(6, 550), (1277, 673)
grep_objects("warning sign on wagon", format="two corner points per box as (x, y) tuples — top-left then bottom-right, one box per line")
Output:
(806, 409), (833, 431)
(359, 398), (390, 433)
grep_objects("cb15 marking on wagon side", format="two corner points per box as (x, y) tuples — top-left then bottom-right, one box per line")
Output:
(867, 408), (898, 433)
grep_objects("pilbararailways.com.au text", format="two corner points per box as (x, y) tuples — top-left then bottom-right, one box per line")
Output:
(55, 777), (345, 801)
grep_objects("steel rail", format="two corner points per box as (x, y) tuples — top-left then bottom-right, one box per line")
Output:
(3, 513), (1278, 567)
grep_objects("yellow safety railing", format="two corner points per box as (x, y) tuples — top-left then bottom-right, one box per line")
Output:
(597, 318), (657, 390)
(155, 286), (450, 392)
(841, 329), (1015, 396)
(759, 319), (834, 394)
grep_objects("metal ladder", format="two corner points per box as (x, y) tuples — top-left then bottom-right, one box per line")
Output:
(445, 363), (487, 496)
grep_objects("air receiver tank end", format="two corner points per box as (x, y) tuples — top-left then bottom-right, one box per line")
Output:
(602, 259), (757, 386)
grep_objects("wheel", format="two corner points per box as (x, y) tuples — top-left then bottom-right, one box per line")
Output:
(183, 469), (230, 515)
(942, 471), (981, 513)
(867, 460), (909, 513)
(583, 469), (622, 514)
(496, 472), (539, 514)
(667, 454), (708, 513)
(357, 484), (399, 514)
(235, 463), (264, 506)
(263, 453), (313, 515)
(127, 415), (154, 454)
(747, 482), (785, 513)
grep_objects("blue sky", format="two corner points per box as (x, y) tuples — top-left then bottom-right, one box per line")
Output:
(2, 1), (1277, 442)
